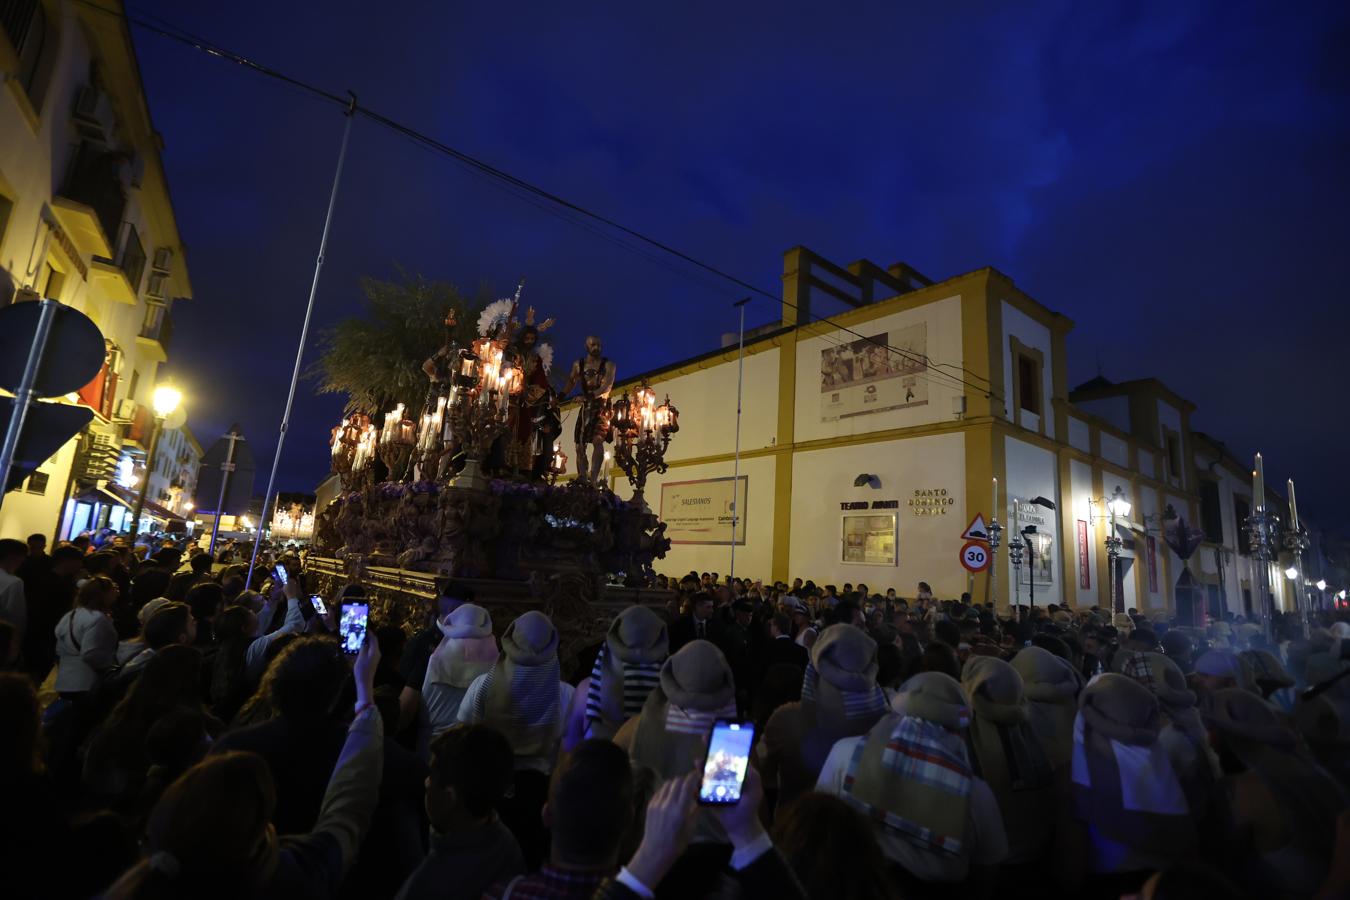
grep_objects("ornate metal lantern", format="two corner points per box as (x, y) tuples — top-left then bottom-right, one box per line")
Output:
(612, 379), (678, 510)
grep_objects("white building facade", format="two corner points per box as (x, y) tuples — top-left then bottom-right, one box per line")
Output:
(0, 0), (192, 542)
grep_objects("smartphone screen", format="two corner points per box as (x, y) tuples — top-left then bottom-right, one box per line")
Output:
(339, 602), (369, 655)
(698, 719), (755, 805)
(310, 594), (328, 616)
(272, 564), (288, 586)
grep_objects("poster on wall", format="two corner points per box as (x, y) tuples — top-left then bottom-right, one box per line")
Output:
(660, 476), (748, 545)
(842, 513), (898, 566)
(820, 322), (928, 422)
(1018, 531), (1055, 586)
(1077, 520), (1090, 589)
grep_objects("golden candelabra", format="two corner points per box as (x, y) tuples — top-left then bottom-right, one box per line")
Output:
(610, 380), (678, 508)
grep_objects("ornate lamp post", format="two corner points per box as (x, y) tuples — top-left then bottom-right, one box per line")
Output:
(611, 380), (678, 509)
(1104, 485), (1131, 613)
(1245, 453), (1277, 643)
(1281, 478), (1311, 638)
(128, 385), (181, 544)
(1008, 534), (1024, 608)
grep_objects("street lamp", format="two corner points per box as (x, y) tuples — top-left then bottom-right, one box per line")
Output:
(1104, 485), (1131, 614)
(1284, 566), (1299, 580)
(128, 385), (182, 544)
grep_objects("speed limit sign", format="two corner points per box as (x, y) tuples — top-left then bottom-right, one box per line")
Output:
(959, 541), (990, 573)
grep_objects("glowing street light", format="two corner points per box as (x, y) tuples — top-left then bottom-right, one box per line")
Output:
(129, 385), (184, 543)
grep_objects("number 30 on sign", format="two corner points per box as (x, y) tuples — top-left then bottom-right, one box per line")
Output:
(959, 541), (990, 573)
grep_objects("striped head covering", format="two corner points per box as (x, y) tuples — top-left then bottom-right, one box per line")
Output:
(1071, 674), (1193, 857)
(584, 605), (668, 739)
(424, 604), (497, 691)
(472, 611), (562, 759)
(801, 624), (888, 726)
(843, 673), (973, 858)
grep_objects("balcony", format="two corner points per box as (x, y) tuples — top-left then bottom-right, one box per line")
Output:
(52, 141), (126, 260)
(136, 308), (173, 363)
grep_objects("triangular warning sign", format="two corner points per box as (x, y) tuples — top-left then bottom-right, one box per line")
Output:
(961, 513), (990, 543)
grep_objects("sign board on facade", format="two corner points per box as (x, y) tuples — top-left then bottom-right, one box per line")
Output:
(1077, 520), (1090, 589)
(842, 512), (898, 566)
(660, 476), (748, 545)
(959, 541), (990, 573)
(961, 514), (989, 542)
(1146, 536), (1159, 593)
(909, 488), (955, 516)
(819, 323), (929, 422)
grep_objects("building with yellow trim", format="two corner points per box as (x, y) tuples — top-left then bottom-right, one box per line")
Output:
(0, 0), (194, 541)
(581, 245), (1312, 614)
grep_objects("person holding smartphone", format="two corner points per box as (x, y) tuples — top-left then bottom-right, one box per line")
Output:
(242, 576), (306, 683)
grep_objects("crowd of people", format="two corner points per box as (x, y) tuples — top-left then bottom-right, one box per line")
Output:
(2, 531), (1349, 899)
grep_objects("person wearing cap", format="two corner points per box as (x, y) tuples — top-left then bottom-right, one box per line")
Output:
(1191, 649), (1254, 697)
(620, 639), (738, 847)
(759, 624), (888, 807)
(397, 583), (475, 737)
(1060, 674), (1193, 895)
(962, 656), (1058, 870)
(1117, 650), (1219, 815)
(1011, 645), (1083, 770)
(115, 596), (173, 664)
(562, 605), (668, 748)
(1202, 688), (1347, 896)
(816, 671), (1008, 893)
(423, 604), (498, 738)
(459, 611), (573, 774)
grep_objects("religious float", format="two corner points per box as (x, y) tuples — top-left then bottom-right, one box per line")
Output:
(309, 286), (679, 651)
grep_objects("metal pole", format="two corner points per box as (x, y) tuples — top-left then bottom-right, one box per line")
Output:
(0, 299), (58, 515)
(127, 415), (163, 544)
(208, 430), (239, 557)
(729, 298), (748, 580)
(247, 96), (357, 588)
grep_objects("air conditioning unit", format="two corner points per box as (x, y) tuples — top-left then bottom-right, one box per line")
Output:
(152, 247), (173, 272)
(115, 398), (137, 421)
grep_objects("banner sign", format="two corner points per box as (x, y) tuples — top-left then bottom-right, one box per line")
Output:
(820, 322), (928, 422)
(1077, 520), (1090, 589)
(1146, 536), (1159, 593)
(660, 476), (747, 545)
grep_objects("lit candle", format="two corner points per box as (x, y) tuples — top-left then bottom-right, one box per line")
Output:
(1254, 452), (1265, 510)
(1288, 478), (1299, 531)
(992, 476), (998, 519)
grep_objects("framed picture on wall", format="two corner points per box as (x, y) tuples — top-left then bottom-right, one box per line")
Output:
(842, 512), (898, 566)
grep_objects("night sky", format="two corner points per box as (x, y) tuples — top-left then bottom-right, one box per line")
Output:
(134, 1), (1350, 524)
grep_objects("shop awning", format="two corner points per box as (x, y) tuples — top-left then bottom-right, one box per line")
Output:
(73, 486), (132, 510)
(104, 483), (186, 523)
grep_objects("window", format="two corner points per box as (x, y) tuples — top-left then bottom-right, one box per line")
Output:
(1234, 497), (1251, 556)
(1017, 354), (1040, 414)
(7, 0), (57, 114)
(0, 193), (13, 250)
(1165, 433), (1181, 480)
(41, 262), (65, 299)
(120, 224), (147, 293)
(25, 470), (49, 494)
(1199, 480), (1223, 543)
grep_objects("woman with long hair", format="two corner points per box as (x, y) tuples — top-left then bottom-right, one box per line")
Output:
(102, 637), (383, 900)
(82, 645), (220, 808)
(53, 575), (120, 696)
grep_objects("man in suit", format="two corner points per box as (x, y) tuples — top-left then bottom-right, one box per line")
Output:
(761, 612), (809, 671)
(669, 591), (724, 654)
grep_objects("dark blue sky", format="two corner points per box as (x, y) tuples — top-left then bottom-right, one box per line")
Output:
(136, 1), (1350, 524)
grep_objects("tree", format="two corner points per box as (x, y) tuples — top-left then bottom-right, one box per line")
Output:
(310, 270), (487, 420)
